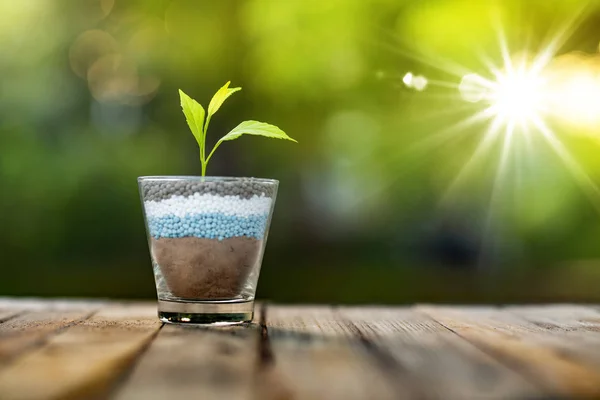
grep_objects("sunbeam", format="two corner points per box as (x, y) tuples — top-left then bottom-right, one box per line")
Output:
(371, 25), (473, 79)
(479, 119), (516, 267)
(532, 116), (600, 213)
(410, 108), (495, 154)
(450, 4), (600, 222)
(439, 114), (505, 206)
(427, 4), (600, 266)
(530, 3), (591, 75)
(353, 5), (600, 233)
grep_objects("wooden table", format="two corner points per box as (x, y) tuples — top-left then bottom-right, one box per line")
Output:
(1, 299), (600, 399)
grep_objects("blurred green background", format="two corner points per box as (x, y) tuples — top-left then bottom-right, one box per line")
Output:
(2, 0), (600, 303)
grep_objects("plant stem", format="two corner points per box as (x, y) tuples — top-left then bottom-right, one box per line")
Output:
(205, 140), (222, 165)
(202, 117), (211, 160)
(201, 115), (212, 176)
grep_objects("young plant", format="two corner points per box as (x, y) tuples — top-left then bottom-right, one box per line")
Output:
(179, 82), (296, 176)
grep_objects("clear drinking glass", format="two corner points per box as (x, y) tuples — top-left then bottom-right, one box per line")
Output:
(138, 176), (278, 325)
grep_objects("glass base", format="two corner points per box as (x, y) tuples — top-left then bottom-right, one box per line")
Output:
(157, 298), (254, 325)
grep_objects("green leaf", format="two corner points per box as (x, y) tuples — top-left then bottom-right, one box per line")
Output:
(205, 120), (296, 163)
(207, 81), (241, 118)
(179, 89), (205, 147)
(219, 120), (297, 143)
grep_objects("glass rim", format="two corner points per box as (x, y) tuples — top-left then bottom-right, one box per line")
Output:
(138, 176), (279, 184)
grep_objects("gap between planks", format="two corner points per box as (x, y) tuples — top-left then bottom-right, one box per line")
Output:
(113, 303), (263, 400)
(0, 303), (161, 400)
(418, 305), (600, 399)
(256, 304), (407, 400)
(337, 306), (542, 399)
(0, 308), (98, 370)
(3, 302), (600, 400)
(0, 310), (23, 325)
(114, 304), (414, 400)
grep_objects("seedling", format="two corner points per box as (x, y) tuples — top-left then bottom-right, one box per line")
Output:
(179, 82), (297, 176)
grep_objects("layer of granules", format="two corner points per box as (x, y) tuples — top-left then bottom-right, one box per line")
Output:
(151, 236), (262, 299)
(147, 213), (268, 239)
(141, 179), (276, 202)
(144, 192), (272, 239)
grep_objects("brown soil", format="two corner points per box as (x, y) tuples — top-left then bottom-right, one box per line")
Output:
(151, 237), (262, 299)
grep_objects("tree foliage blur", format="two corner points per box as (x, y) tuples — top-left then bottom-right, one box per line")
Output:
(2, 0), (600, 301)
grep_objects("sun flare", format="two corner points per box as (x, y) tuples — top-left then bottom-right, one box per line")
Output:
(488, 67), (545, 126)
(425, 4), (600, 222)
(459, 62), (547, 136)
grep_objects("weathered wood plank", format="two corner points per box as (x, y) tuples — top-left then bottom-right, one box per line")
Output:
(0, 310), (94, 366)
(261, 305), (406, 400)
(2, 300), (600, 400)
(504, 305), (600, 376)
(507, 304), (600, 333)
(420, 306), (600, 398)
(113, 311), (260, 400)
(505, 305), (600, 347)
(0, 311), (20, 324)
(0, 304), (160, 400)
(0, 298), (107, 311)
(339, 307), (541, 399)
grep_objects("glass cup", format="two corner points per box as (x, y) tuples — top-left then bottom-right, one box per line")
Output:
(138, 176), (278, 325)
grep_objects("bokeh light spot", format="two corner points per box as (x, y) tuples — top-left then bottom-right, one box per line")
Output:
(69, 30), (119, 79)
(87, 54), (161, 105)
(403, 72), (428, 91)
(100, 0), (114, 18)
(412, 76), (429, 91)
(459, 73), (488, 103)
(87, 54), (137, 103)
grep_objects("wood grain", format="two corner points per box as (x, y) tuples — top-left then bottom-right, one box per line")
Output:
(261, 305), (402, 400)
(507, 304), (600, 334)
(113, 316), (260, 400)
(0, 298), (105, 312)
(0, 300), (600, 399)
(419, 305), (600, 398)
(0, 311), (20, 324)
(0, 310), (94, 367)
(339, 307), (541, 399)
(0, 304), (160, 400)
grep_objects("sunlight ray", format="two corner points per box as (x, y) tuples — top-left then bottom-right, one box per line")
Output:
(358, 7), (600, 227)
(475, 50), (502, 78)
(532, 117), (600, 212)
(381, 73), (461, 90)
(423, 79), (461, 89)
(404, 103), (481, 124)
(496, 24), (514, 75)
(369, 39), (467, 79)
(370, 27), (473, 79)
(530, 3), (591, 75)
(519, 122), (534, 193)
(409, 108), (495, 154)
(439, 115), (505, 207)
(478, 120), (516, 267)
